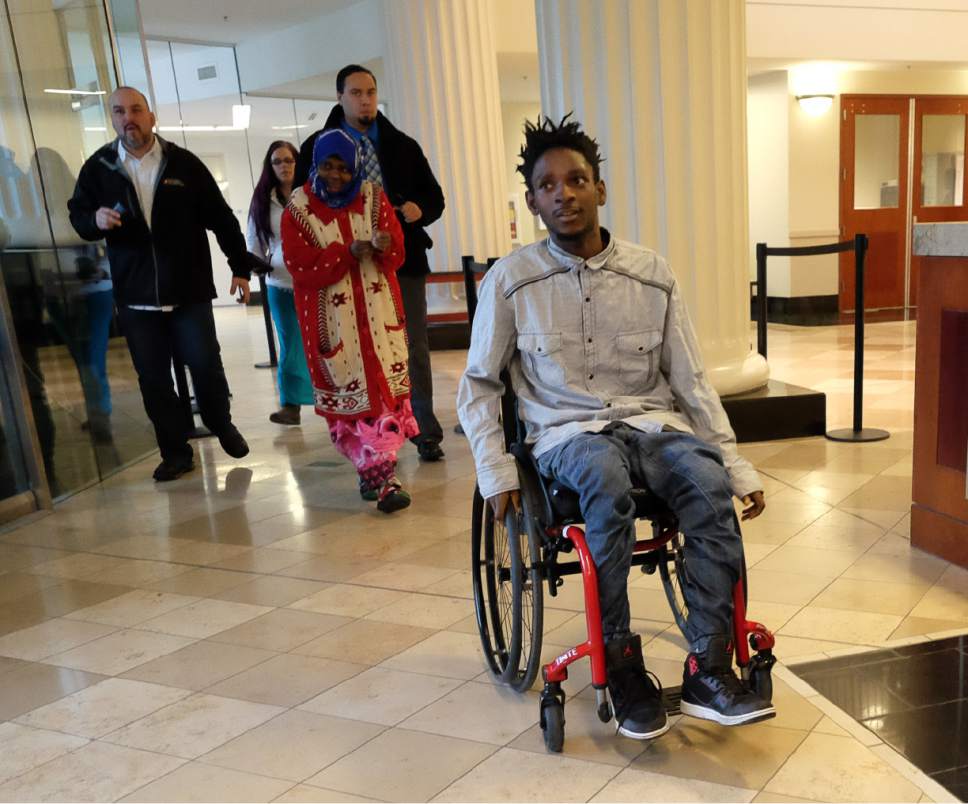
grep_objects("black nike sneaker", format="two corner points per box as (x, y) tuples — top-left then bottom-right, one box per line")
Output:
(605, 634), (669, 740)
(680, 635), (776, 726)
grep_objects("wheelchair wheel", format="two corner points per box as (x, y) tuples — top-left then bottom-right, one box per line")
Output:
(540, 682), (566, 753)
(541, 699), (565, 752)
(506, 493), (544, 693)
(472, 486), (518, 680)
(658, 531), (690, 635)
(750, 662), (773, 702)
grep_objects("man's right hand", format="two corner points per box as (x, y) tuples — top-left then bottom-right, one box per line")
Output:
(95, 207), (122, 231)
(489, 490), (521, 521)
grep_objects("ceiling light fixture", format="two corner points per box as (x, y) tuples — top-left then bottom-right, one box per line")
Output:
(796, 94), (834, 116)
(44, 88), (106, 96)
(231, 104), (251, 130)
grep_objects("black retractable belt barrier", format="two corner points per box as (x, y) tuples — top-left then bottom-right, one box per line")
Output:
(755, 233), (888, 443)
(254, 275), (278, 369)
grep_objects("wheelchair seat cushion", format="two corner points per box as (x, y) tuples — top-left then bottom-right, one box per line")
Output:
(548, 481), (673, 526)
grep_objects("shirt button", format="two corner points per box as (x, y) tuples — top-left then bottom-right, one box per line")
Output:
(584, 297), (590, 303)
(587, 338), (592, 343)
(588, 374), (594, 380)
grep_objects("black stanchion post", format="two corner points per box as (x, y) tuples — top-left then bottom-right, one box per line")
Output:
(826, 233), (889, 443)
(254, 275), (278, 370)
(756, 242), (768, 359)
(461, 255), (478, 324)
(852, 234), (866, 431)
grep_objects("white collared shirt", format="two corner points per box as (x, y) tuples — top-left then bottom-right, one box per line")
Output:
(118, 136), (162, 230)
(118, 137), (174, 312)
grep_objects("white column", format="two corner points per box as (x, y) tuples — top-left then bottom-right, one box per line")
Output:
(381, 0), (510, 275)
(535, 0), (768, 395)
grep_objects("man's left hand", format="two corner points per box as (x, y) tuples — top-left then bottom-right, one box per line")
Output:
(740, 491), (765, 521)
(230, 277), (250, 304)
(398, 201), (422, 223)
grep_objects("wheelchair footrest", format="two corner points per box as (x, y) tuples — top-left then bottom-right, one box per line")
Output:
(663, 685), (682, 716)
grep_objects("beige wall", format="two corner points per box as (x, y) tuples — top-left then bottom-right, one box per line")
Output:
(784, 68), (968, 298)
(747, 72), (791, 294)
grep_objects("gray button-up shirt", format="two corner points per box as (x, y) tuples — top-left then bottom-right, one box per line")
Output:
(457, 233), (762, 501)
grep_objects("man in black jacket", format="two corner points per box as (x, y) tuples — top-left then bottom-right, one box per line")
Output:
(295, 65), (447, 462)
(68, 86), (252, 482)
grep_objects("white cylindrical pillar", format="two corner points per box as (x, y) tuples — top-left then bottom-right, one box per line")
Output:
(381, 0), (510, 275)
(535, 0), (768, 395)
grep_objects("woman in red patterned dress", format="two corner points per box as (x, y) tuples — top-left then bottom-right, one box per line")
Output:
(281, 129), (418, 513)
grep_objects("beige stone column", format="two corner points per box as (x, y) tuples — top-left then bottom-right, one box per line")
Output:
(535, 0), (768, 395)
(381, 0), (510, 276)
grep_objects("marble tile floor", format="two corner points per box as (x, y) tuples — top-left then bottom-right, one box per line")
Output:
(0, 309), (959, 802)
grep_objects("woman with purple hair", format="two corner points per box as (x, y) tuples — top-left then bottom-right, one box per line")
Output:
(246, 140), (313, 425)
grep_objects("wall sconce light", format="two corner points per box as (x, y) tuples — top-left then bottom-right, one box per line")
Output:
(796, 94), (834, 116)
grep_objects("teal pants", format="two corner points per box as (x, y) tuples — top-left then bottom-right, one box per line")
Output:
(266, 284), (314, 407)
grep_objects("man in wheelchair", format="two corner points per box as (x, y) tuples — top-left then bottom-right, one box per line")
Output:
(457, 115), (774, 741)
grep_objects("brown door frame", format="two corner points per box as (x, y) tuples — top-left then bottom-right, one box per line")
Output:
(840, 93), (968, 315)
(910, 96), (968, 309)
(839, 94), (910, 313)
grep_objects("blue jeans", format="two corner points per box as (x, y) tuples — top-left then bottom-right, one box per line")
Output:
(266, 285), (313, 407)
(536, 423), (744, 654)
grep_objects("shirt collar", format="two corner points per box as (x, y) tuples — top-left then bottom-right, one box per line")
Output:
(546, 228), (615, 270)
(340, 120), (379, 143)
(118, 135), (161, 164)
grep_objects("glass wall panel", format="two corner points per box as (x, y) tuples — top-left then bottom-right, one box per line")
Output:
(854, 114), (901, 210)
(149, 39), (254, 305)
(921, 114), (966, 207)
(245, 95), (300, 186)
(1, 0), (156, 501)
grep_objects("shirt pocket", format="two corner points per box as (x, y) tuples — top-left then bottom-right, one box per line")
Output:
(616, 329), (662, 392)
(517, 331), (565, 389)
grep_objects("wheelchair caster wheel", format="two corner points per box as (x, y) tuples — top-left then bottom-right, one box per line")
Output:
(540, 683), (566, 753)
(749, 649), (775, 703)
(596, 699), (612, 723)
(541, 700), (565, 752)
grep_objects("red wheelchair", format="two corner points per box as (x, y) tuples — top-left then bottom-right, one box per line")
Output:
(461, 256), (776, 752)
(471, 437), (776, 751)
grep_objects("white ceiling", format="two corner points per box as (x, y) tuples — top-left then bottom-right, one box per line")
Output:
(138, 0), (363, 44)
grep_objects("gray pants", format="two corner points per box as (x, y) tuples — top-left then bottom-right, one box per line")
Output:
(398, 273), (443, 445)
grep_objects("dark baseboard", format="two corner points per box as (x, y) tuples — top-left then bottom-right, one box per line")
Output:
(722, 379), (826, 442)
(750, 295), (839, 326)
(429, 322), (471, 351)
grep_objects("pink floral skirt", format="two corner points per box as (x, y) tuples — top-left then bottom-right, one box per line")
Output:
(325, 398), (419, 487)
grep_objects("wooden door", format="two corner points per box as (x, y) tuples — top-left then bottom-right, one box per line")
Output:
(840, 96), (909, 312)
(910, 97), (968, 309)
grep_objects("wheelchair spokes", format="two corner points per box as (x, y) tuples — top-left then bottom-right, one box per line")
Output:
(471, 485), (545, 692)
(506, 502), (543, 692)
(472, 487), (515, 676)
(658, 531), (690, 635)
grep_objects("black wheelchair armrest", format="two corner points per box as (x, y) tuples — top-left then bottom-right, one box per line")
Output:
(509, 442), (559, 527)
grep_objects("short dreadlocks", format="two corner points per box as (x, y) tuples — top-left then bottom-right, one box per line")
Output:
(517, 113), (604, 192)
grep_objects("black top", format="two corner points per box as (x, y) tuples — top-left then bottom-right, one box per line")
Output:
(295, 108), (446, 277)
(68, 137), (254, 306)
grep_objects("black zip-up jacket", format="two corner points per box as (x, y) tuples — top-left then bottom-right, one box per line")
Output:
(68, 137), (252, 306)
(294, 108), (445, 277)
